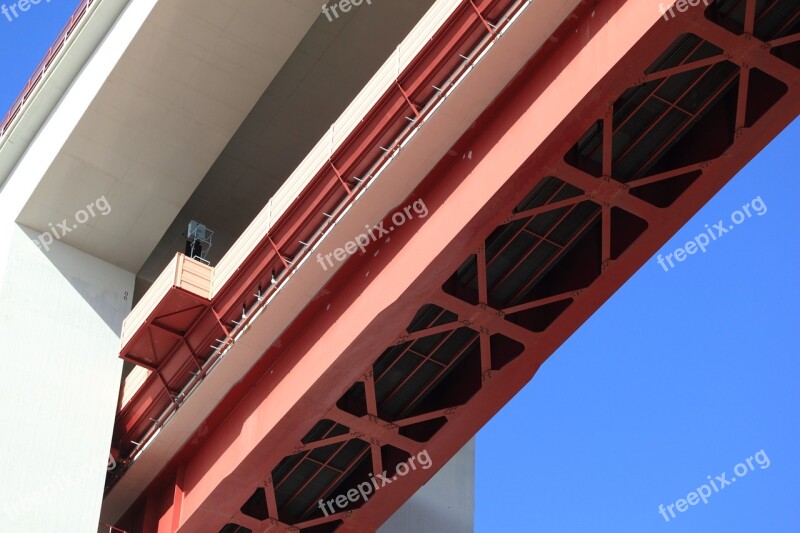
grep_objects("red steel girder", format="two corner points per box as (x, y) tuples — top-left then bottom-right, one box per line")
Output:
(119, 0), (800, 530)
(111, 0), (533, 493)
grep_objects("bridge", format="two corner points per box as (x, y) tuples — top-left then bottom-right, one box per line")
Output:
(4, 0), (794, 531)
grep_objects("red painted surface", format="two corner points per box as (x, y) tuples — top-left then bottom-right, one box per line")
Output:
(111, 0), (529, 484)
(112, 0), (800, 531)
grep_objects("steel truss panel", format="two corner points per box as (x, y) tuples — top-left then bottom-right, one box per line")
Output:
(117, 0), (799, 531)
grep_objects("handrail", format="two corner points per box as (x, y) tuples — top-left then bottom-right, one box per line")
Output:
(99, 524), (128, 533)
(111, 0), (531, 488)
(0, 0), (96, 137)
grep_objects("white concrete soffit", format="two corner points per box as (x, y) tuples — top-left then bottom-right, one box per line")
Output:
(2, 0), (321, 272)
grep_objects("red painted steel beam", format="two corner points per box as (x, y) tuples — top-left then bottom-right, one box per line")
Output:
(117, 0), (800, 530)
(111, 0), (529, 476)
(173, 2), (800, 531)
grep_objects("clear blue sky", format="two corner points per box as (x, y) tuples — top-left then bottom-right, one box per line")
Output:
(3, 4), (797, 533)
(0, 0), (78, 119)
(474, 118), (800, 530)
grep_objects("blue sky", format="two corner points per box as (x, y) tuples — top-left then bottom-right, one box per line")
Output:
(0, 0), (78, 120)
(475, 115), (800, 530)
(3, 4), (797, 533)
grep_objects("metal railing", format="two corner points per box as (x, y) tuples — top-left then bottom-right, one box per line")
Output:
(0, 0), (96, 137)
(99, 523), (127, 533)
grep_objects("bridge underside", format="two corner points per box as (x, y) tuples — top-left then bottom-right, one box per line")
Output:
(115, 0), (800, 530)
